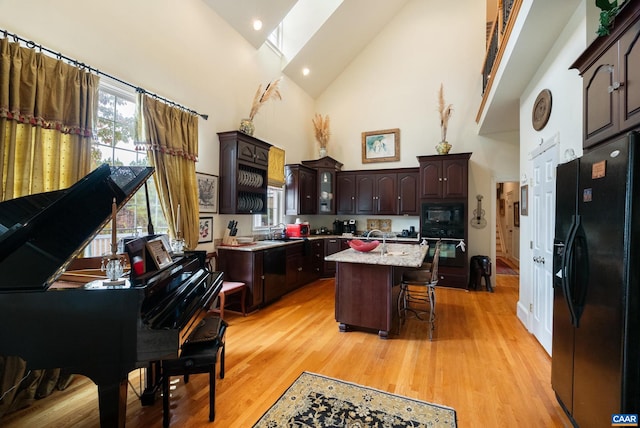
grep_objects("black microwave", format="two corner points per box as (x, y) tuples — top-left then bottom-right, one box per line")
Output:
(421, 202), (465, 238)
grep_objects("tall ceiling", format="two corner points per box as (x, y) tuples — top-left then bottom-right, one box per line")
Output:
(201, 0), (408, 99)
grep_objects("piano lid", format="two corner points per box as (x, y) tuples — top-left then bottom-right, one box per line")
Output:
(0, 164), (155, 292)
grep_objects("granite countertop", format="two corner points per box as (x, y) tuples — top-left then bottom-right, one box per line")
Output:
(217, 235), (421, 252)
(324, 243), (428, 267)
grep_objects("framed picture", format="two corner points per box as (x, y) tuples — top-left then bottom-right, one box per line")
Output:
(520, 185), (529, 216)
(199, 216), (213, 243)
(146, 237), (173, 269)
(362, 128), (400, 163)
(514, 202), (520, 227)
(196, 172), (218, 213)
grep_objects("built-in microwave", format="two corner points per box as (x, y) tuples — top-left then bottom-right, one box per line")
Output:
(421, 202), (465, 239)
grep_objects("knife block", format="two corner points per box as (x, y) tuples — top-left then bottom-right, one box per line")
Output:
(222, 229), (238, 246)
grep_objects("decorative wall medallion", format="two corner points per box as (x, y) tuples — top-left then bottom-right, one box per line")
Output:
(532, 89), (552, 131)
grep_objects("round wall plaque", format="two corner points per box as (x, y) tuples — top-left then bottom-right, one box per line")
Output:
(532, 89), (552, 131)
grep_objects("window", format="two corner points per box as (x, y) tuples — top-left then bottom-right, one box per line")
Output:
(253, 186), (284, 231)
(266, 22), (283, 55)
(83, 80), (167, 256)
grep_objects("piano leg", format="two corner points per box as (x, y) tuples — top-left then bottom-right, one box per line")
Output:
(97, 380), (128, 428)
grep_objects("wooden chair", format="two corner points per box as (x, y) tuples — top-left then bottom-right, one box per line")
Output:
(205, 252), (246, 319)
(398, 241), (441, 340)
(161, 316), (227, 427)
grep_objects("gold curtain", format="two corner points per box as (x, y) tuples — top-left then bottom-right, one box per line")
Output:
(139, 95), (199, 249)
(0, 38), (98, 201)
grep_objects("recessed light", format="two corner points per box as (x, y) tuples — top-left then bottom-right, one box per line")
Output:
(302, 68), (310, 76)
(253, 19), (263, 31)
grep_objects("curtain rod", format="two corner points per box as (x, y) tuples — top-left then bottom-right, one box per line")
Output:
(1, 28), (209, 120)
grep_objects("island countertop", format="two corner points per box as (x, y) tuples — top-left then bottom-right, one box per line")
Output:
(325, 243), (428, 268)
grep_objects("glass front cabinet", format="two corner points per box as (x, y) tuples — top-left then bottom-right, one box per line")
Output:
(301, 156), (343, 215)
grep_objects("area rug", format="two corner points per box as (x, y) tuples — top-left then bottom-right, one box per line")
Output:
(253, 371), (457, 427)
(496, 258), (518, 275)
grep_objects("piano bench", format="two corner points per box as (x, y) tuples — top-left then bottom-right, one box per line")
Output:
(161, 317), (227, 428)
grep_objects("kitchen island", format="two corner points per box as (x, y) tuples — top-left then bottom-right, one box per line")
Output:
(325, 243), (428, 338)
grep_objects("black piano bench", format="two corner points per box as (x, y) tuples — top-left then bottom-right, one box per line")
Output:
(161, 316), (228, 427)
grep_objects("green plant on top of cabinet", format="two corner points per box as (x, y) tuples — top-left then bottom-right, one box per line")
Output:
(218, 131), (271, 214)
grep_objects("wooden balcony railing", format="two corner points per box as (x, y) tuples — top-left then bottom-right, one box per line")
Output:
(476, 0), (523, 123)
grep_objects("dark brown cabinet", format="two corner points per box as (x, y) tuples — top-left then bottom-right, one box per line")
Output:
(322, 238), (343, 277)
(285, 241), (319, 289)
(218, 131), (271, 214)
(216, 248), (264, 312)
(418, 153), (471, 200)
(336, 172), (357, 215)
(336, 168), (418, 216)
(285, 164), (317, 215)
(301, 156), (343, 215)
(571, 3), (640, 149)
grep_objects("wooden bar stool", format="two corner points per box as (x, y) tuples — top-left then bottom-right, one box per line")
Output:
(205, 252), (246, 319)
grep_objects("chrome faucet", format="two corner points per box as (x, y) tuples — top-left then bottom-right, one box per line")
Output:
(366, 229), (387, 255)
(269, 223), (287, 240)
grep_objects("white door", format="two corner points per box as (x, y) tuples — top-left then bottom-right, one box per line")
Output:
(531, 147), (557, 355)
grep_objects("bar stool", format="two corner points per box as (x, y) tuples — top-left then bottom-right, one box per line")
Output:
(205, 252), (246, 319)
(398, 241), (441, 340)
(161, 316), (227, 427)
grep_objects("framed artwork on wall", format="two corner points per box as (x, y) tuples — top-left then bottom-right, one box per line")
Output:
(196, 172), (218, 213)
(361, 128), (400, 163)
(514, 202), (520, 227)
(199, 217), (213, 243)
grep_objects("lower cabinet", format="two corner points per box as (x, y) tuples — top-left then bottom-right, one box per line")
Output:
(263, 247), (286, 305)
(216, 248), (264, 313)
(323, 238), (349, 277)
(436, 266), (468, 289)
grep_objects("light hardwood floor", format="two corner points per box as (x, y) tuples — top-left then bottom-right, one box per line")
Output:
(3, 274), (569, 427)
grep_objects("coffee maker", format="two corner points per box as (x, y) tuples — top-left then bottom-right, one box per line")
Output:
(344, 219), (357, 234)
(332, 219), (344, 235)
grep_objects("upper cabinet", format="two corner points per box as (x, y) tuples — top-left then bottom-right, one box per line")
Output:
(572, 2), (640, 149)
(285, 164), (317, 215)
(301, 156), (343, 215)
(336, 172), (357, 215)
(218, 131), (271, 214)
(418, 153), (471, 200)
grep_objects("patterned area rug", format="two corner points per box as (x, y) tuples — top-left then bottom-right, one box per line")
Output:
(253, 372), (457, 427)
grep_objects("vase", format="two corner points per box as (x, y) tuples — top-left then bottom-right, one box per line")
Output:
(239, 118), (255, 136)
(435, 141), (452, 155)
(319, 147), (327, 158)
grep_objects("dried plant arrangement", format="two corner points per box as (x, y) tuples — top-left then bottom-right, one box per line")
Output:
(438, 83), (453, 142)
(312, 113), (331, 149)
(248, 77), (282, 121)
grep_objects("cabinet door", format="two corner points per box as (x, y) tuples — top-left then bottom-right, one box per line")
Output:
(254, 145), (269, 166)
(323, 238), (341, 277)
(356, 174), (375, 214)
(420, 161), (443, 199)
(300, 168), (317, 214)
(398, 171), (419, 215)
(376, 173), (397, 215)
(318, 169), (336, 214)
(442, 159), (468, 198)
(237, 140), (256, 163)
(619, 21), (640, 135)
(583, 47), (619, 149)
(337, 173), (356, 214)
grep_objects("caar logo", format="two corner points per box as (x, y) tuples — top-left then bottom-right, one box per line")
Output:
(612, 414), (639, 426)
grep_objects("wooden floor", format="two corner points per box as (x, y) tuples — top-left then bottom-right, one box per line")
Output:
(2, 274), (570, 427)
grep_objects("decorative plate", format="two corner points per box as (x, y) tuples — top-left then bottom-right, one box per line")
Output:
(532, 89), (552, 131)
(379, 219), (392, 232)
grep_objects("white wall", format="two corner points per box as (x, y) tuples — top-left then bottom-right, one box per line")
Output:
(516, 1), (587, 330)
(316, 0), (520, 263)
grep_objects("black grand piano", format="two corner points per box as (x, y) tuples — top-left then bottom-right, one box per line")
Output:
(0, 164), (223, 427)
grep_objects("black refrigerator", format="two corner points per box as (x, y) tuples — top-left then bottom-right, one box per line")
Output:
(552, 133), (640, 427)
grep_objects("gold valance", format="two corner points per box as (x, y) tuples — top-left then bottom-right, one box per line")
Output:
(268, 146), (285, 187)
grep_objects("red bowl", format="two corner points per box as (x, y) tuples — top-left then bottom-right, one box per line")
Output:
(348, 239), (380, 252)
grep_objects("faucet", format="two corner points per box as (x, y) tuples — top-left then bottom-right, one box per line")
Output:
(366, 229), (387, 255)
(269, 223), (287, 240)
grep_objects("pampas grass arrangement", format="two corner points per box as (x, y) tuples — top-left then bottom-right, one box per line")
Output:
(248, 77), (282, 121)
(438, 83), (453, 142)
(312, 113), (331, 150)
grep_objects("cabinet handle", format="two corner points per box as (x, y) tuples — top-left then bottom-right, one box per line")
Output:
(439, 178), (443, 182)
(298, 267), (302, 271)
(443, 177), (448, 181)
(398, 196), (401, 199)
(608, 81), (624, 93)
(329, 239), (337, 243)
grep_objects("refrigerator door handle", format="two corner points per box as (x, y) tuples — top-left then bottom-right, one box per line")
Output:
(562, 215), (580, 327)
